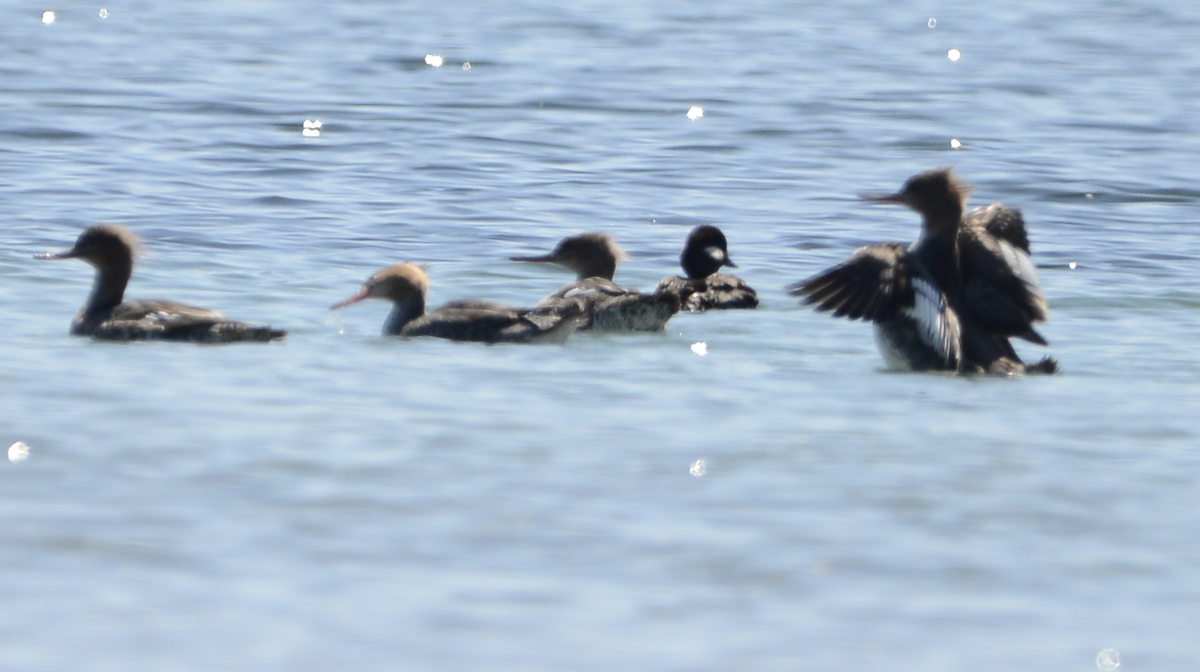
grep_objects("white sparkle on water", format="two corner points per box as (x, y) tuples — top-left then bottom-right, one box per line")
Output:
(1085, 193), (1095, 199)
(686, 106), (704, 120)
(1096, 648), (1120, 671)
(1069, 261), (1078, 270)
(691, 341), (708, 356)
(950, 138), (962, 149)
(948, 48), (962, 61)
(99, 8), (108, 18)
(42, 10), (55, 24)
(302, 119), (322, 137)
(462, 62), (471, 70)
(424, 54), (444, 68)
(8, 442), (30, 462)
(928, 18), (937, 28)
(690, 460), (706, 477)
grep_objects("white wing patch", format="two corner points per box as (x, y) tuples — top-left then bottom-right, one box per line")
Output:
(143, 310), (176, 324)
(904, 277), (961, 367)
(562, 286), (602, 299)
(997, 238), (1045, 299)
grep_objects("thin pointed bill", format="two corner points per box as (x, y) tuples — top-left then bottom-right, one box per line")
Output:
(510, 254), (558, 264)
(34, 249), (78, 260)
(859, 192), (906, 204)
(331, 288), (370, 310)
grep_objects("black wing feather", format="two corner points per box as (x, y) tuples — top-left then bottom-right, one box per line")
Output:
(958, 204), (1049, 342)
(788, 243), (912, 322)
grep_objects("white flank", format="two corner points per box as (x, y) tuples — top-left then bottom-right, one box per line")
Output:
(906, 277), (959, 366)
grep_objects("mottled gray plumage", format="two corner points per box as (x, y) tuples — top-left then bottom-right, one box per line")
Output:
(512, 233), (679, 332)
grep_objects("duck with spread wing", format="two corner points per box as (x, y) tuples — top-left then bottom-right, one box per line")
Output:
(789, 169), (1056, 374)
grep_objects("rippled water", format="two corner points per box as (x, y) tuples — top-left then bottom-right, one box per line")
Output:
(3, 1), (1200, 670)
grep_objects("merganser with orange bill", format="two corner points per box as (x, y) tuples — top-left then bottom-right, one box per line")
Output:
(655, 225), (758, 311)
(788, 168), (1056, 374)
(331, 263), (579, 344)
(511, 232), (679, 332)
(35, 224), (285, 343)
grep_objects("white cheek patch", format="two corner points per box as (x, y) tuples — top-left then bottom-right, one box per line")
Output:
(904, 277), (960, 366)
(704, 245), (726, 264)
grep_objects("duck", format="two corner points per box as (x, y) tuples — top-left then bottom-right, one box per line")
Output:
(331, 263), (579, 344)
(655, 225), (758, 311)
(788, 168), (1056, 374)
(35, 224), (286, 343)
(510, 232), (679, 332)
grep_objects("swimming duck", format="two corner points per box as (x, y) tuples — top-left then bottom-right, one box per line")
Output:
(331, 263), (579, 344)
(35, 224), (285, 343)
(788, 169), (1056, 374)
(511, 232), (679, 332)
(655, 225), (758, 311)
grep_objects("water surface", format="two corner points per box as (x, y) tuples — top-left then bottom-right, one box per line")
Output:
(3, 1), (1200, 670)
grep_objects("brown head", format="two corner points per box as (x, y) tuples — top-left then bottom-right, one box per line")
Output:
(510, 232), (629, 281)
(331, 263), (429, 311)
(35, 224), (141, 271)
(861, 168), (971, 235)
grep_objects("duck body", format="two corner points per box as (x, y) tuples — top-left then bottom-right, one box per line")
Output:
(72, 299), (285, 343)
(512, 232), (679, 332)
(37, 225), (285, 343)
(333, 264), (578, 344)
(790, 169), (1055, 375)
(655, 225), (758, 312)
(537, 277), (680, 332)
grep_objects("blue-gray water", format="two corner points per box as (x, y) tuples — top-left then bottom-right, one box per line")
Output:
(3, 1), (1199, 670)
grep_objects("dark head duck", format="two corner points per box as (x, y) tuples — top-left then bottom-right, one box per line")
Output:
(656, 225), (758, 311)
(679, 225), (737, 279)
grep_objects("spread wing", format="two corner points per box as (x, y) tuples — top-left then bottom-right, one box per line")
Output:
(964, 203), (1030, 252)
(787, 243), (912, 321)
(958, 204), (1049, 343)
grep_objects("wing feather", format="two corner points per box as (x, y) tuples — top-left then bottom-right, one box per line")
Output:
(789, 243), (912, 322)
(958, 204), (1049, 342)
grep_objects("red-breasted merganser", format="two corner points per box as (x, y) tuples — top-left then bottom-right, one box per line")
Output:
(510, 232), (679, 332)
(788, 169), (1056, 374)
(655, 225), (758, 311)
(35, 224), (286, 343)
(331, 263), (579, 344)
